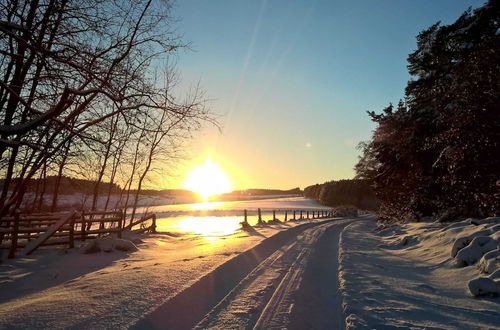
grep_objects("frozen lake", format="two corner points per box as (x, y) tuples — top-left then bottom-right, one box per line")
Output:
(136, 197), (331, 237)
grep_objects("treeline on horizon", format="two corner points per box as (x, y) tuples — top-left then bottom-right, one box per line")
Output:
(304, 180), (379, 211)
(355, 1), (499, 221)
(0, 175), (303, 210)
(0, 175), (302, 198)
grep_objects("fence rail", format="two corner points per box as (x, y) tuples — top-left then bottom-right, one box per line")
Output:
(0, 209), (156, 258)
(241, 208), (334, 226)
(1, 206), (334, 259)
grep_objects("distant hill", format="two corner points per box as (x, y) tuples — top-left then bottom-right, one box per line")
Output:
(212, 188), (302, 201)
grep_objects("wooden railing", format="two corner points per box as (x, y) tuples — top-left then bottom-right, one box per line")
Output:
(128, 213), (156, 233)
(1, 206), (331, 258)
(0, 209), (157, 258)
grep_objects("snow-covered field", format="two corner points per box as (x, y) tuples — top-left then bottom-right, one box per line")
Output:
(340, 218), (500, 329)
(0, 196), (334, 329)
(1, 200), (498, 329)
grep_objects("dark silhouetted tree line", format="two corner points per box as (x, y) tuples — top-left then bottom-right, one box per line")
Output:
(304, 179), (379, 211)
(355, 1), (499, 221)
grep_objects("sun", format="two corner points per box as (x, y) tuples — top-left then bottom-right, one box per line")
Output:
(184, 158), (232, 200)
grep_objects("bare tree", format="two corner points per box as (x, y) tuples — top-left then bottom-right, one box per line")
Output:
(0, 0), (213, 217)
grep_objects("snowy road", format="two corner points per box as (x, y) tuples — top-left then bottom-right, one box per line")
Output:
(134, 217), (362, 329)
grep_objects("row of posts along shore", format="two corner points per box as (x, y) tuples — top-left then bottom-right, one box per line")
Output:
(241, 208), (333, 226)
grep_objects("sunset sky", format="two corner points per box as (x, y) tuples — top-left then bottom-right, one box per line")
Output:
(160, 0), (482, 190)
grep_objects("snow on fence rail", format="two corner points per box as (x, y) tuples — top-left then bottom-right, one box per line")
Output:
(0, 210), (156, 258)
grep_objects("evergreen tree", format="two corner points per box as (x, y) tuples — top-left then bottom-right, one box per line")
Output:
(356, 0), (500, 220)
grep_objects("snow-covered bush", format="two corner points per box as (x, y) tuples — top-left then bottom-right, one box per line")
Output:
(478, 249), (500, 274)
(445, 216), (500, 297)
(451, 224), (500, 258)
(468, 277), (500, 297)
(80, 237), (138, 254)
(332, 206), (359, 218)
(455, 236), (498, 267)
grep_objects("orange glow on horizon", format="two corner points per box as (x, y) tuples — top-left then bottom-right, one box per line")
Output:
(183, 158), (232, 200)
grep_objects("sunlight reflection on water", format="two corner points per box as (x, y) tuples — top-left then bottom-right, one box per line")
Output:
(156, 216), (242, 238)
(188, 201), (226, 210)
(146, 197), (331, 240)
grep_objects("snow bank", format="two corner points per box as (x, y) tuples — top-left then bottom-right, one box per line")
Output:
(445, 217), (500, 296)
(339, 218), (500, 329)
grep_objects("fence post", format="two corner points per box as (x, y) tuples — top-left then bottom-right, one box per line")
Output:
(151, 214), (157, 233)
(307, 211), (309, 219)
(300, 210), (303, 219)
(244, 209), (248, 224)
(117, 209), (123, 238)
(284, 210), (288, 222)
(258, 208), (263, 224)
(293, 210), (296, 220)
(81, 210), (86, 241)
(69, 211), (76, 249)
(273, 210), (276, 221)
(8, 210), (20, 259)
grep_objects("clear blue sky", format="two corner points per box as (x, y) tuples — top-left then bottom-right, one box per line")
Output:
(165, 0), (484, 190)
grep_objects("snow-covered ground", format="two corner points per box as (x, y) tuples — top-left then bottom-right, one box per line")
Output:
(0, 212), (335, 329)
(1, 204), (498, 329)
(339, 218), (500, 329)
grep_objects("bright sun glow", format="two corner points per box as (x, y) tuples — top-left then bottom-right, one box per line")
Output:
(184, 158), (232, 200)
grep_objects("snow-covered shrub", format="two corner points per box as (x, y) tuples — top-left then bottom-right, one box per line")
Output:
(468, 277), (500, 297)
(478, 249), (500, 274)
(451, 236), (472, 258)
(455, 236), (497, 267)
(332, 206), (359, 218)
(113, 239), (138, 252)
(80, 237), (138, 254)
(451, 224), (500, 258)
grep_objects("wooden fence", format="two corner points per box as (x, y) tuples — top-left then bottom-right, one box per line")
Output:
(0, 210), (156, 258)
(241, 208), (334, 225)
(1, 207), (331, 258)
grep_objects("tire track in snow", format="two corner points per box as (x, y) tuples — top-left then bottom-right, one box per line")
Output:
(133, 217), (361, 330)
(195, 219), (356, 329)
